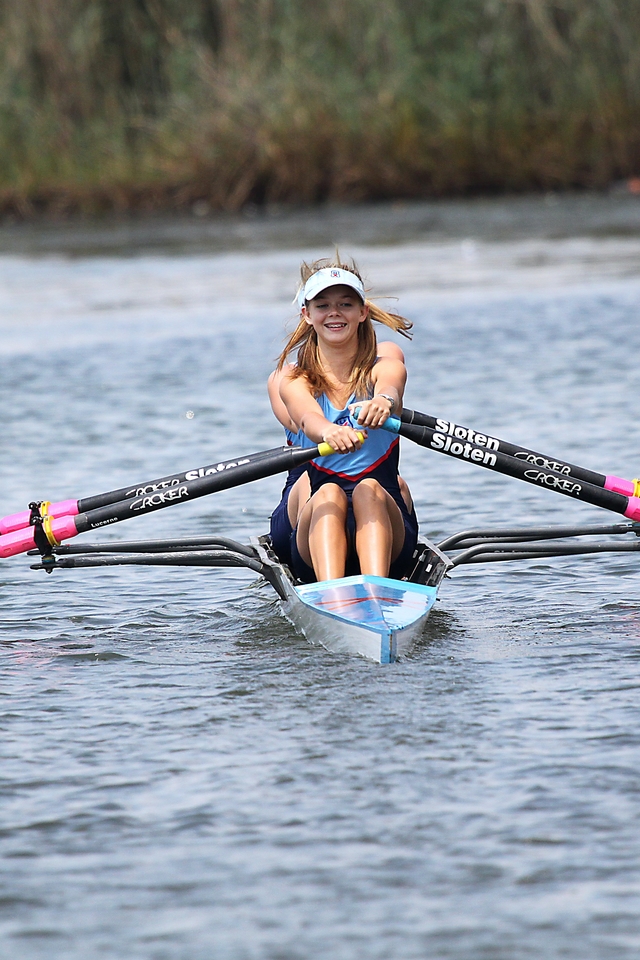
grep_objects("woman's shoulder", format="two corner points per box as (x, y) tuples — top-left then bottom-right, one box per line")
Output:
(377, 340), (405, 363)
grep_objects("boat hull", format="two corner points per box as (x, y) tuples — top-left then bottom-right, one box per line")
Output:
(253, 536), (448, 663)
(280, 574), (438, 663)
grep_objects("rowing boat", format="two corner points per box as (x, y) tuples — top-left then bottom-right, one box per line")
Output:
(6, 405), (640, 661)
(253, 536), (449, 663)
(27, 521), (640, 663)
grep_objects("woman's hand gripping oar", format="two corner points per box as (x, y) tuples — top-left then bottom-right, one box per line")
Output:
(0, 438), (362, 560)
(377, 415), (640, 520)
(401, 407), (640, 498)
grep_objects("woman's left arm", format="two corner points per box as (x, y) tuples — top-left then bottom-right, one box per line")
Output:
(351, 357), (407, 428)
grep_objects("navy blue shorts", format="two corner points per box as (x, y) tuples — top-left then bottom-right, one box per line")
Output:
(269, 465), (308, 568)
(289, 482), (419, 584)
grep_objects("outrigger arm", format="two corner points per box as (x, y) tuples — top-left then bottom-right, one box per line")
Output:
(29, 521), (640, 585)
(28, 535), (290, 600)
(437, 521), (640, 566)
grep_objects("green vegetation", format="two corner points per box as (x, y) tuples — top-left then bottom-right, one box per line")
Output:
(1, 0), (639, 214)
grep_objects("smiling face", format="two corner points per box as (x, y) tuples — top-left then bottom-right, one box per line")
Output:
(302, 285), (368, 346)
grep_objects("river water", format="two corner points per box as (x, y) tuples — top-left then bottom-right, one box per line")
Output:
(1, 194), (640, 959)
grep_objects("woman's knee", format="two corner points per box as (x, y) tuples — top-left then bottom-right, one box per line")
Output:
(287, 472), (311, 524)
(352, 478), (387, 508)
(299, 483), (348, 531)
(311, 482), (348, 508)
(353, 480), (405, 546)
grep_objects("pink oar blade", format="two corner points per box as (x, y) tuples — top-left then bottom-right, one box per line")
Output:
(605, 476), (637, 497)
(0, 500), (79, 536)
(624, 497), (640, 521)
(0, 515), (79, 559)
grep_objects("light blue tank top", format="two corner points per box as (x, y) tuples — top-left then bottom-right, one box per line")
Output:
(298, 393), (397, 480)
(284, 426), (300, 446)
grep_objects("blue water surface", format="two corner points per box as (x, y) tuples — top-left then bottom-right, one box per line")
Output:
(1, 196), (640, 959)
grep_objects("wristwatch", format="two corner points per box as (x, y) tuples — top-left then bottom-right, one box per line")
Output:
(377, 393), (396, 413)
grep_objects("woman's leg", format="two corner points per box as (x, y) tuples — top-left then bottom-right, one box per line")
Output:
(287, 470), (311, 527)
(351, 479), (406, 577)
(295, 483), (349, 581)
(398, 475), (413, 513)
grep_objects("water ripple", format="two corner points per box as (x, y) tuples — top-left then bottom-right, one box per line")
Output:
(2, 203), (640, 958)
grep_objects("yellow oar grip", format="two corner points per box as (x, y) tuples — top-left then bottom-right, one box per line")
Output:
(317, 431), (365, 457)
(634, 479), (640, 498)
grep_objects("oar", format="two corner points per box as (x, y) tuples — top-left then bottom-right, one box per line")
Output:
(401, 407), (639, 497)
(0, 446), (285, 536)
(378, 416), (640, 520)
(0, 440), (338, 559)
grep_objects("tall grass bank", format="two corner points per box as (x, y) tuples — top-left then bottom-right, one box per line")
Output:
(1, 0), (639, 214)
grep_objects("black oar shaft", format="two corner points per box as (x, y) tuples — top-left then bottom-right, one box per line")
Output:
(401, 408), (608, 488)
(75, 445), (319, 533)
(1, 439), (339, 558)
(77, 446), (285, 512)
(0, 446), (290, 537)
(395, 420), (631, 516)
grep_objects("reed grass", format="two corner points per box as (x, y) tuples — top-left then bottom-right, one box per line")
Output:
(0, 0), (639, 214)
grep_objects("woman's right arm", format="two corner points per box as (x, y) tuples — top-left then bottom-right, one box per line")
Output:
(279, 373), (363, 454)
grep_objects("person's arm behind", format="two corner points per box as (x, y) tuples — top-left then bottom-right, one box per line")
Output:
(268, 367), (299, 431)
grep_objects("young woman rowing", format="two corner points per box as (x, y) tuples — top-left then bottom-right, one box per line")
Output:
(267, 339), (412, 569)
(270, 257), (416, 583)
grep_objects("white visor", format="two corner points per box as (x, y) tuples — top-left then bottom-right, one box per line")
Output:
(297, 267), (365, 309)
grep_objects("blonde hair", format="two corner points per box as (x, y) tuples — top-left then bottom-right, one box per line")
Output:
(277, 255), (413, 400)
